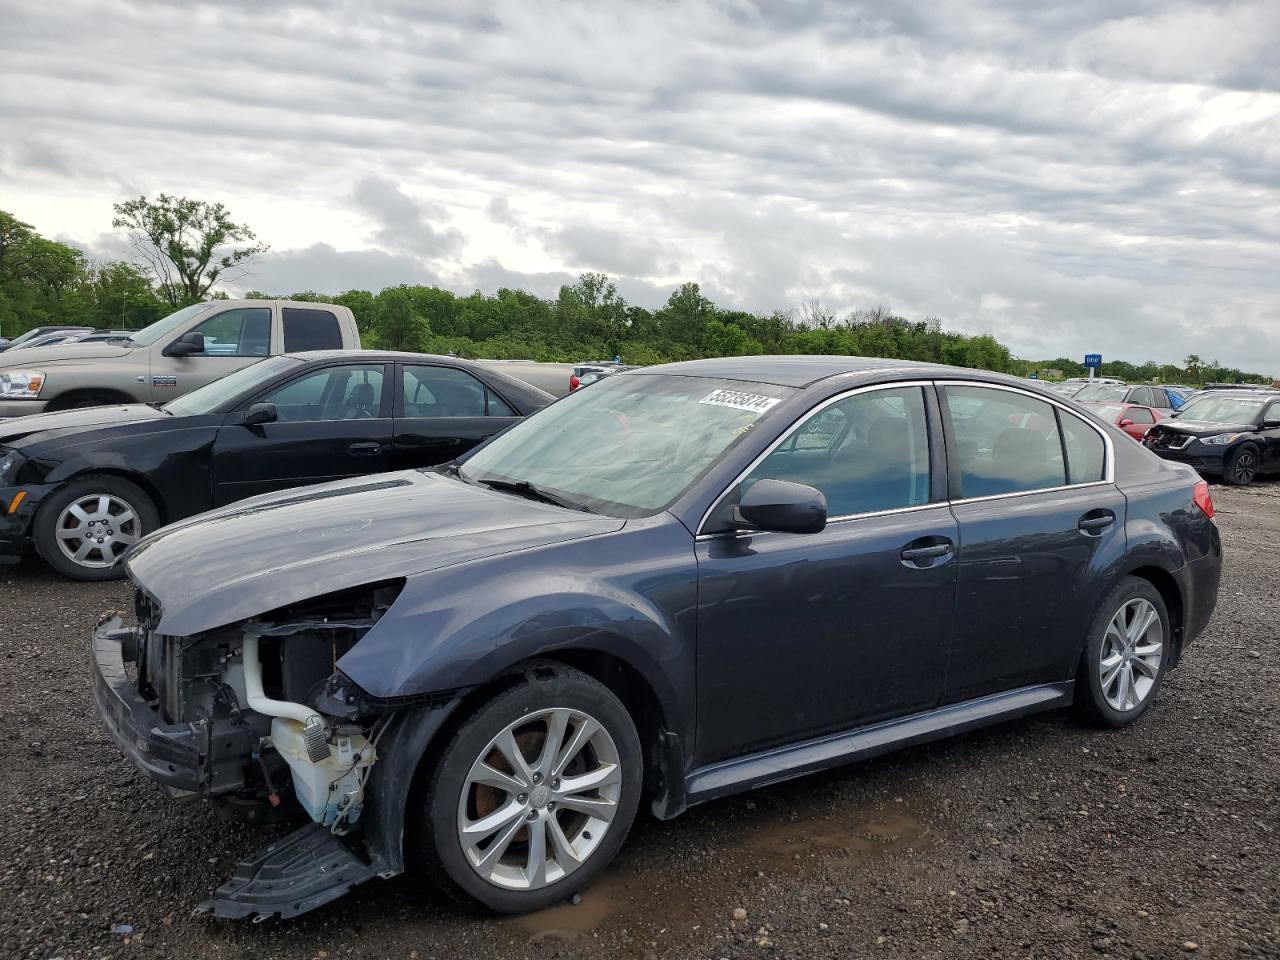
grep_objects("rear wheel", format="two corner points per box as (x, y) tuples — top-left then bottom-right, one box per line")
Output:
(1075, 577), (1170, 728)
(32, 475), (158, 581)
(418, 664), (642, 913)
(1223, 444), (1258, 485)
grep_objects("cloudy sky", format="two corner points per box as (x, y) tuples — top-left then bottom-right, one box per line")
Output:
(1, 0), (1278, 369)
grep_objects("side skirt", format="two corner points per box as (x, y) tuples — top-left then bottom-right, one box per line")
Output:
(684, 681), (1075, 807)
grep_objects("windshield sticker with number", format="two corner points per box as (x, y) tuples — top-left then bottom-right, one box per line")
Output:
(699, 389), (780, 414)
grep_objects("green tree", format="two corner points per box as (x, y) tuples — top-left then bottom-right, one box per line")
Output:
(112, 194), (268, 306)
(373, 286), (431, 351)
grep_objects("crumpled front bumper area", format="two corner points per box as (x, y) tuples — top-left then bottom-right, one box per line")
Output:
(91, 615), (247, 797)
(92, 613), (412, 921)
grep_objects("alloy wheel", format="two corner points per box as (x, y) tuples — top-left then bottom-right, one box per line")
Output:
(457, 707), (621, 891)
(1098, 597), (1163, 712)
(1232, 450), (1257, 484)
(53, 493), (142, 569)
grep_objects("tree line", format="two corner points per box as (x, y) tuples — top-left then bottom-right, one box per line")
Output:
(0, 199), (1271, 386)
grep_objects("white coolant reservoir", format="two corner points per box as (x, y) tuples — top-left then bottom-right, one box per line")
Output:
(270, 717), (376, 827)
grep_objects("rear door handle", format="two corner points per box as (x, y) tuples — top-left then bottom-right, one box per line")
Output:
(900, 539), (954, 568)
(348, 442), (382, 456)
(1078, 510), (1115, 535)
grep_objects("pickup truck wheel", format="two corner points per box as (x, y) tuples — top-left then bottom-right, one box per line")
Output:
(47, 392), (121, 411)
(419, 664), (642, 913)
(32, 476), (158, 581)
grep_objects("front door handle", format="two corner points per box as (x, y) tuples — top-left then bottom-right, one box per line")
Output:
(900, 538), (954, 568)
(348, 441), (382, 456)
(1078, 509), (1116, 535)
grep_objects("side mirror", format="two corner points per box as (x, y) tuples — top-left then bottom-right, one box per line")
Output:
(736, 479), (827, 534)
(164, 331), (205, 357)
(1262, 419), (1280, 430)
(1118, 418), (1134, 428)
(243, 401), (278, 425)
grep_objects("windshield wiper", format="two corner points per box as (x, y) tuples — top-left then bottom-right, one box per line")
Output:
(470, 476), (593, 513)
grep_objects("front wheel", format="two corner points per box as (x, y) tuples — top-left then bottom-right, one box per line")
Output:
(1223, 444), (1259, 485)
(32, 475), (159, 581)
(418, 664), (642, 913)
(1075, 577), (1170, 728)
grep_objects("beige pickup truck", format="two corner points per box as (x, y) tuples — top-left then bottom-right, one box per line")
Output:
(0, 300), (360, 418)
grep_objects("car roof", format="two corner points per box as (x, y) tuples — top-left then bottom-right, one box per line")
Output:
(281, 349), (481, 364)
(637, 355), (974, 388)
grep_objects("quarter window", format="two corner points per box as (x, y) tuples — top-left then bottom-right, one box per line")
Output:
(282, 308), (343, 352)
(1058, 407), (1107, 484)
(943, 386), (1067, 497)
(261, 364), (385, 422)
(401, 365), (511, 418)
(191, 308), (272, 357)
(1126, 407), (1154, 424)
(737, 386), (931, 518)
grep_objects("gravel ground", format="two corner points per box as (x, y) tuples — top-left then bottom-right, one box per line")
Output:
(2, 482), (1277, 960)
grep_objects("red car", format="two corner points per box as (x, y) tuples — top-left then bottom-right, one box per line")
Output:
(1083, 401), (1166, 440)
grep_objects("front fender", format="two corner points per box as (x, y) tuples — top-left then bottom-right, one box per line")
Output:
(337, 516), (699, 748)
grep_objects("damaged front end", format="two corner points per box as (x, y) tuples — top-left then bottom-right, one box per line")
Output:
(91, 579), (457, 920)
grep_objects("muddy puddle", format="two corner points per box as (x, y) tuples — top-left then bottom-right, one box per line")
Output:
(507, 794), (934, 945)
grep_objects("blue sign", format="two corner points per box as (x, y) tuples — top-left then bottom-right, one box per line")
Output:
(1083, 353), (1102, 369)
(1028, 372), (1039, 379)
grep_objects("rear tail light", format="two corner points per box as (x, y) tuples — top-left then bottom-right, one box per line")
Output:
(1192, 480), (1215, 520)
(568, 375), (580, 392)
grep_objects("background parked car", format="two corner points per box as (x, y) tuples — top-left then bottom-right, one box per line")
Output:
(0, 351), (552, 579)
(0, 299), (359, 418)
(474, 360), (576, 397)
(1082, 401), (1166, 440)
(569, 361), (637, 391)
(0, 325), (93, 352)
(1072, 383), (1181, 413)
(1143, 389), (1280, 485)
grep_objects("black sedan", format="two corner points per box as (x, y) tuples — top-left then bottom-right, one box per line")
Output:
(1144, 389), (1280, 484)
(90, 356), (1220, 919)
(0, 350), (551, 579)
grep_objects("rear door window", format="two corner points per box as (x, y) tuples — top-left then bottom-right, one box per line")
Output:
(942, 385), (1067, 497)
(400, 365), (517, 418)
(282, 308), (343, 352)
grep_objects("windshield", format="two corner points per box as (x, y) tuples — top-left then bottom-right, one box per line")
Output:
(1090, 403), (1126, 421)
(1073, 384), (1127, 403)
(459, 373), (795, 517)
(128, 303), (213, 347)
(1176, 395), (1264, 423)
(164, 355), (302, 416)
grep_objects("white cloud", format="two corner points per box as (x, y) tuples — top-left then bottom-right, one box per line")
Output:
(0, 0), (1277, 371)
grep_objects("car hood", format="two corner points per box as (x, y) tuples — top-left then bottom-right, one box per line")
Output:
(1154, 419), (1254, 436)
(0, 404), (168, 446)
(125, 470), (625, 636)
(0, 342), (134, 366)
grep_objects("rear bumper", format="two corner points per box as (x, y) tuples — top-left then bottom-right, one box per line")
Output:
(91, 616), (249, 796)
(1174, 548), (1222, 655)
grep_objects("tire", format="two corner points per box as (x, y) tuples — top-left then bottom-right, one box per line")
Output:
(1075, 576), (1171, 729)
(418, 663), (642, 913)
(1223, 444), (1259, 485)
(32, 475), (159, 581)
